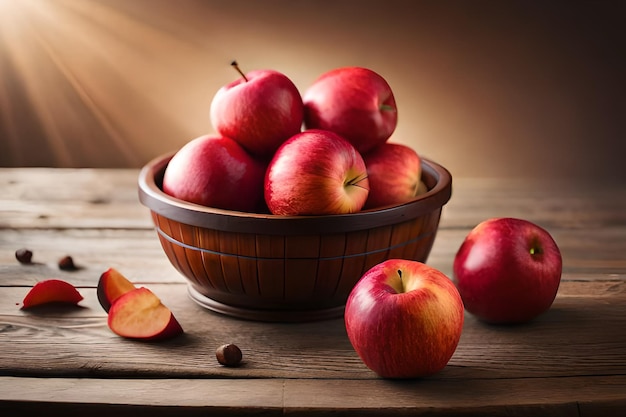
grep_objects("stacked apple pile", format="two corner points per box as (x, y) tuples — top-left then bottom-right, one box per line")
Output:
(162, 62), (424, 215)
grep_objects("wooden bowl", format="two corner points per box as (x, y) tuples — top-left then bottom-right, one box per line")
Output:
(138, 152), (452, 322)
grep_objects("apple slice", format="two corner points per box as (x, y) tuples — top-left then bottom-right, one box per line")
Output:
(107, 287), (183, 341)
(21, 279), (84, 309)
(97, 267), (137, 312)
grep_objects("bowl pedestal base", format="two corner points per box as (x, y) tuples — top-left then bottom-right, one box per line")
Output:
(187, 285), (346, 322)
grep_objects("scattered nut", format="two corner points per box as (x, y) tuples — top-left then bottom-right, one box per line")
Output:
(216, 343), (242, 367)
(58, 255), (77, 271)
(15, 248), (33, 264)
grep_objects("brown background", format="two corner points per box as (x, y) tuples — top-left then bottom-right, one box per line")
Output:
(1, 0), (624, 180)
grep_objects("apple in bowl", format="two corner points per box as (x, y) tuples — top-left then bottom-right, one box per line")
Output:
(210, 61), (304, 158)
(362, 142), (423, 209)
(264, 129), (369, 216)
(303, 66), (397, 154)
(162, 133), (266, 212)
(345, 259), (464, 379)
(453, 217), (563, 324)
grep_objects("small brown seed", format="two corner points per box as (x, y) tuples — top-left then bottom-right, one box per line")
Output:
(216, 343), (242, 367)
(58, 255), (77, 271)
(15, 248), (33, 264)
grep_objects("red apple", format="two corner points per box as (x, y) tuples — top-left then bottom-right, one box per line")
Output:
(107, 287), (184, 341)
(345, 259), (464, 379)
(362, 142), (423, 209)
(453, 217), (563, 324)
(264, 129), (369, 215)
(21, 279), (83, 309)
(210, 61), (304, 157)
(162, 134), (266, 212)
(97, 267), (137, 313)
(302, 66), (397, 154)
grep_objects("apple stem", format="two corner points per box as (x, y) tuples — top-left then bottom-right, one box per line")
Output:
(346, 174), (369, 189)
(380, 104), (396, 112)
(231, 60), (248, 82)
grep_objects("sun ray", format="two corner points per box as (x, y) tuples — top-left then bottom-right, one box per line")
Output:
(0, 0), (201, 167)
(20, 0), (143, 166)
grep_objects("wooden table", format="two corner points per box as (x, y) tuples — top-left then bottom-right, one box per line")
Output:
(1, 168), (625, 416)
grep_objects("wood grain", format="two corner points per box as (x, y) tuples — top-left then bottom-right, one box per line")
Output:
(1, 168), (625, 415)
(1, 375), (626, 416)
(1, 280), (624, 380)
(2, 169), (625, 230)
(1, 227), (624, 286)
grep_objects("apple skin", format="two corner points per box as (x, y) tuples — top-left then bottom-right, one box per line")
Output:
(452, 217), (563, 324)
(362, 142), (422, 209)
(302, 66), (397, 154)
(21, 279), (84, 309)
(162, 134), (266, 212)
(107, 287), (184, 341)
(345, 259), (464, 379)
(210, 68), (304, 157)
(264, 129), (369, 216)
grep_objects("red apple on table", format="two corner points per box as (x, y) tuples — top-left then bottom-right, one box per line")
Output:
(108, 287), (184, 341)
(210, 61), (304, 157)
(162, 134), (266, 212)
(362, 142), (423, 209)
(303, 66), (397, 154)
(21, 279), (83, 309)
(264, 129), (369, 215)
(452, 217), (563, 324)
(97, 267), (137, 313)
(345, 259), (464, 379)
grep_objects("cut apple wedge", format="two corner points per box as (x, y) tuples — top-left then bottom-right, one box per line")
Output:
(97, 267), (137, 312)
(21, 279), (83, 309)
(107, 287), (184, 341)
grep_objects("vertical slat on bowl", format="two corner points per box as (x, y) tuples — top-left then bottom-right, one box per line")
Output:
(197, 228), (228, 292)
(236, 233), (261, 296)
(179, 222), (215, 292)
(387, 219), (415, 259)
(218, 231), (244, 294)
(315, 233), (347, 300)
(334, 229), (369, 301)
(152, 213), (201, 288)
(255, 234), (285, 300)
(285, 235), (321, 303)
(363, 225), (394, 270)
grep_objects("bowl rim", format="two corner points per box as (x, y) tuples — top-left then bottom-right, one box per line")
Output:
(137, 152), (452, 235)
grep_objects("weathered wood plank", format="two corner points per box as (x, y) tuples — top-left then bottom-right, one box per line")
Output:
(1, 227), (625, 286)
(1, 375), (625, 416)
(0, 229), (183, 286)
(2, 169), (625, 230)
(0, 377), (285, 416)
(0, 168), (152, 230)
(2, 168), (625, 415)
(1, 281), (624, 380)
(283, 376), (626, 416)
(444, 177), (626, 229)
